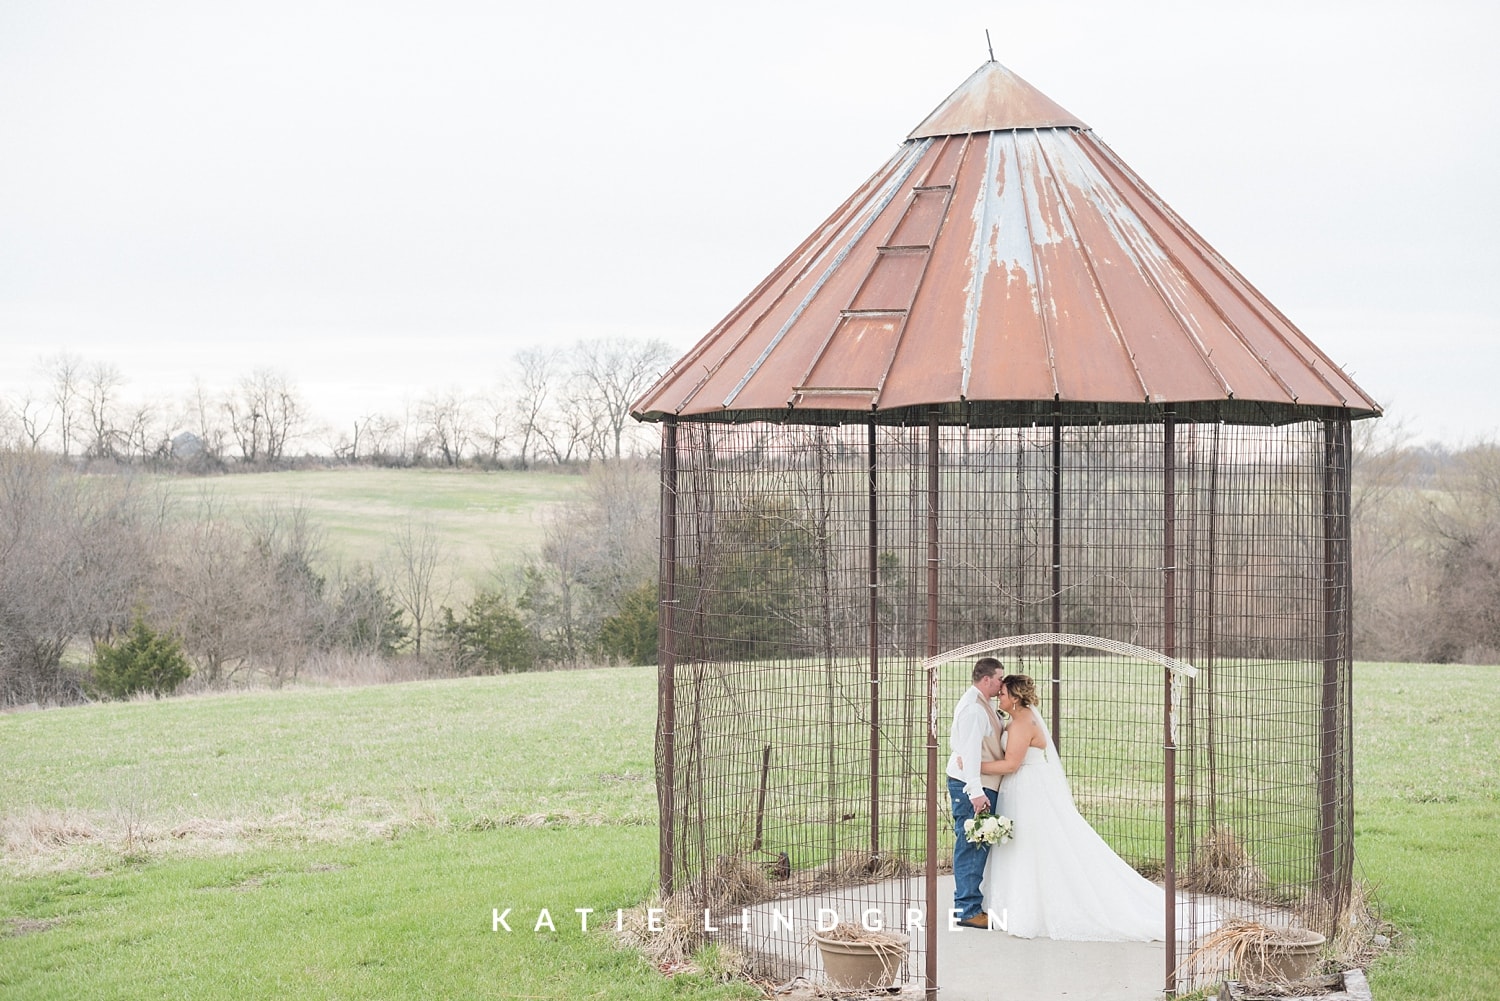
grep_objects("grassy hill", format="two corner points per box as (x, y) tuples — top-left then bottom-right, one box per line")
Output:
(1, 662), (1496, 999)
(154, 466), (587, 596)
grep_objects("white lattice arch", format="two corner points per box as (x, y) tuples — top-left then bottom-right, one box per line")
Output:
(922, 632), (1198, 678)
(923, 633), (1196, 742)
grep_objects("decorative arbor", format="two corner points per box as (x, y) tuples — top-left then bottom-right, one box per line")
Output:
(632, 61), (1378, 996)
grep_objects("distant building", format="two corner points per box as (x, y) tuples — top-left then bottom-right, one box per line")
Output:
(171, 431), (204, 461)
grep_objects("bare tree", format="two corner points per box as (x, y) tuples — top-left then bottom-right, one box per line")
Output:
(519, 458), (659, 663)
(81, 361), (125, 459)
(242, 502), (329, 683)
(1423, 440), (1500, 662)
(180, 377), (228, 462)
(386, 517), (449, 656)
(46, 353), (83, 457)
(474, 390), (511, 464)
(547, 387), (604, 463)
(119, 401), (167, 462)
(0, 452), (160, 705)
(332, 412), (389, 463)
(11, 389), (53, 452)
(395, 398), (420, 464)
(417, 389), (473, 466)
(1350, 418), (1432, 662)
(159, 491), (259, 683)
(572, 337), (673, 459)
(365, 413), (405, 463)
(159, 495), (337, 684)
(224, 369), (306, 463)
(510, 348), (561, 468)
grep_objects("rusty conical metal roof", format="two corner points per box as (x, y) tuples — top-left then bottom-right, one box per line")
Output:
(908, 59), (1087, 137)
(633, 61), (1380, 425)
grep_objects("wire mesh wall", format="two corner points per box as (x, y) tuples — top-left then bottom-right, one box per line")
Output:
(654, 411), (1354, 994)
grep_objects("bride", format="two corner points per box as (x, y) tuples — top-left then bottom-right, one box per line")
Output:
(978, 674), (1165, 941)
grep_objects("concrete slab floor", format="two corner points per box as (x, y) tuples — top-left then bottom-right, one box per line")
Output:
(756, 874), (1228, 1001)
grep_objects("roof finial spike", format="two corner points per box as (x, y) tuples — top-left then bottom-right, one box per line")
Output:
(985, 28), (996, 62)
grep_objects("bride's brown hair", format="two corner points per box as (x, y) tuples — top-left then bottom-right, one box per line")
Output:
(1000, 674), (1038, 708)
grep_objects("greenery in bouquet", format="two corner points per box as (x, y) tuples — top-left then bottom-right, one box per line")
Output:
(963, 808), (1014, 846)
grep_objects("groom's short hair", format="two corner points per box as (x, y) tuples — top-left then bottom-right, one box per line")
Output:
(972, 657), (1003, 683)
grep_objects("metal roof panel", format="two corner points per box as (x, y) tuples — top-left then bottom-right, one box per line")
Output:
(633, 62), (1381, 424)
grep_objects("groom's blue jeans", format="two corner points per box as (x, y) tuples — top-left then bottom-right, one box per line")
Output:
(949, 778), (998, 920)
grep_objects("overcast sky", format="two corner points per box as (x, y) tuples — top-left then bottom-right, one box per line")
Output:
(2, 0), (1497, 447)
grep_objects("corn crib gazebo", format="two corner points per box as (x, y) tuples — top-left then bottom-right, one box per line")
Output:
(632, 60), (1379, 997)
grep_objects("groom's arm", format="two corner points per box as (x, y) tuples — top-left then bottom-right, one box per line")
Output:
(952, 707), (990, 810)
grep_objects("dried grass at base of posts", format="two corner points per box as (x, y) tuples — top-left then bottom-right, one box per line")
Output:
(683, 850), (915, 912)
(1182, 826), (1270, 900)
(691, 852), (773, 910)
(612, 894), (749, 980)
(786, 850), (914, 895)
(1328, 881), (1391, 971)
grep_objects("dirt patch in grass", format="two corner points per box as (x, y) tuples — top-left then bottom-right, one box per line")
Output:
(3, 916), (64, 937)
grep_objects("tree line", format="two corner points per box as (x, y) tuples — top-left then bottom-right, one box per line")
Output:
(2, 415), (1496, 709)
(1350, 425), (1500, 666)
(0, 452), (661, 707)
(0, 338), (675, 468)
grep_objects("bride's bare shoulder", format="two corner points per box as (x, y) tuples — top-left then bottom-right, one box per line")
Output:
(1011, 708), (1046, 748)
(1007, 710), (1037, 734)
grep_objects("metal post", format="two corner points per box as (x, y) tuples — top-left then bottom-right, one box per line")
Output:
(1205, 425), (1220, 825)
(868, 420), (881, 854)
(658, 418), (679, 897)
(1163, 415), (1178, 995)
(1051, 414), (1063, 750)
(1319, 418), (1352, 927)
(925, 413), (941, 1001)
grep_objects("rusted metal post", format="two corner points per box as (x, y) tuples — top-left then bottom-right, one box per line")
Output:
(751, 744), (772, 852)
(1319, 418), (1353, 925)
(658, 418), (679, 897)
(1205, 425), (1220, 825)
(1051, 414), (1063, 750)
(1163, 415), (1178, 996)
(925, 414), (941, 1001)
(868, 420), (881, 854)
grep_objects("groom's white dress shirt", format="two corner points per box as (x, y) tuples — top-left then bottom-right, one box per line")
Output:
(946, 685), (1004, 800)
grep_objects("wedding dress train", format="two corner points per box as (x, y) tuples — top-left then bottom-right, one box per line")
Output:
(981, 707), (1166, 941)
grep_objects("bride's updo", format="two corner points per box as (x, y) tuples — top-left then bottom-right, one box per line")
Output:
(1001, 674), (1038, 708)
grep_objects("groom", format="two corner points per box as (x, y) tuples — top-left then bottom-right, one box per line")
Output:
(945, 656), (1007, 929)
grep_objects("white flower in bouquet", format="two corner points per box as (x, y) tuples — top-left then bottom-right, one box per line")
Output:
(963, 809), (1014, 846)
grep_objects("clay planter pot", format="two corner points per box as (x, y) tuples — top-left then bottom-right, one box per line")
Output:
(1243, 926), (1327, 983)
(812, 931), (910, 990)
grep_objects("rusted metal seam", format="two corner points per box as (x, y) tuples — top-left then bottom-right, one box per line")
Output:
(1072, 136), (1301, 405)
(722, 138), (934, 410)
(1042, 132), (1232, 400)
(876, 134), (972, 409)
(1084, 137), (1360, 409)
(1023, 129), (1132, 401)
(642, 147), (911, 418)
(958, 131), (1000, 401)
(1001, 131), (1062, 400)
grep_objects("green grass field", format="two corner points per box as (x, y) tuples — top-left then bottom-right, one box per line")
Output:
(154, 467), (586, 595)
(1, 663), (1496, 999)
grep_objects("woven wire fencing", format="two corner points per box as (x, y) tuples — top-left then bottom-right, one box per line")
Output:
(655, 414), (1353, 991)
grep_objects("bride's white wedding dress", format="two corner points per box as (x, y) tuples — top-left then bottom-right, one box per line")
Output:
(981, 707), (1165, 941)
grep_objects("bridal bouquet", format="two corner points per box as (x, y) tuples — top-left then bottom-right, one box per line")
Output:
(963, 809), (1014, 846)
